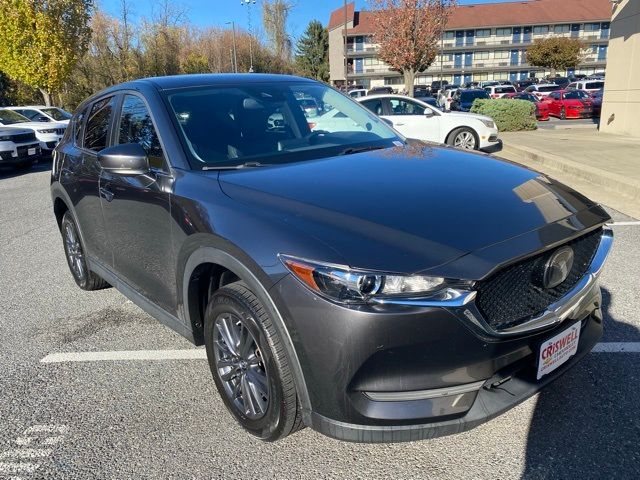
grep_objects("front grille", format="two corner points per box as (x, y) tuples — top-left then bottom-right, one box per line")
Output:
(16, 144), (40, 158)
(55, 128), (65, 135)
(475, 228), (603, 331)
(11, 132), (37, 143)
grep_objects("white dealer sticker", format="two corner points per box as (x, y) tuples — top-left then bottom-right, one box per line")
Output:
(537, 322), (581, 380)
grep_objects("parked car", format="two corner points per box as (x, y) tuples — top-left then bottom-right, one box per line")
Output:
(565, 80), (605, 94)
(484, 85), (517, 98)
(524, 83), (562, 99)
(546, 76), (571, 88)
(0, 108), (66, 155)
(542, 90), (593, 119)
(513, 79), (537, 91)
(430, 80), (448, 92)
(0, 127), (41, 169)
(439, 88), (459, 111)
(463, 81), (480, 89)
(504, 92), (550, 121)
(478, 81), (499, 88)
(413, 91), (439, 109)
(51, 73), (613, 444)
(591, 88), (604, 117)
(5, 105), (72, 125)
(449, 89), (490, 112)
(368, 86), (394, 95)
(359, 93), (498, 150)
(348, 89), (367, 99)
(298, 97), (321, 118)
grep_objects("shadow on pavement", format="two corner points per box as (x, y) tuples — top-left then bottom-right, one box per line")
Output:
(0, 158), (51, 180)
(522, 287), (640, 479)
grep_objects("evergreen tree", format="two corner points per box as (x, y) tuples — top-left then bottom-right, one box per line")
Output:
(295, 20), (329, 82)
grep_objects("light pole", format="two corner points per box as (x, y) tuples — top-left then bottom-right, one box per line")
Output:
(438, 1), (445, 91)
(226, 21), (238, 73)
(241, 0), (256, 73)
(343, 0), (348, 89)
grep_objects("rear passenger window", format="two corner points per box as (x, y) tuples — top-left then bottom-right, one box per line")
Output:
(117, 94), (166, 171)
(84, 97), (115, 151)
(73, 108), (88, 146)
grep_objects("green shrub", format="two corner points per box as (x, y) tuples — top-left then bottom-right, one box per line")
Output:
(470, 98), (537, 132)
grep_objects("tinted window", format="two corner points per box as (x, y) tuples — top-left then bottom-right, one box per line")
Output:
(18, 109), (41, 120)
(0, 109), (29, 125)
(42, 108), (72, 121)
(84, 96), (115, 151)
(586, 81), (604, 89)
(461, 91), (489, 102)
(361, 99), (384, 116)
(73, 107), (88, 145)
(564, 91), (589, 100)
(548, 92), (560, 100)
(538, 85), (561, 92)
(495, 87), (516, 94)
(118, 95), (165, 171)
(388, 99), (425, 115)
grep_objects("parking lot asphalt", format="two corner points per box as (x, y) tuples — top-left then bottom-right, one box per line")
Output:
(1, 162), (639, 479)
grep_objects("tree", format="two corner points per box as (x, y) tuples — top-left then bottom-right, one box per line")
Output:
(0, 0), (93, 105)
(526, 37), (584, 77)
(368, 0), (455, 96)
(262, 0), (293, 62)
(295, 20), (329, 82)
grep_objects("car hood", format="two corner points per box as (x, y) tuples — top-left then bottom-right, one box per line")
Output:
(0, 121), (66, 130)
(218, 145), (603, 274)
(0, 127), (34, 136)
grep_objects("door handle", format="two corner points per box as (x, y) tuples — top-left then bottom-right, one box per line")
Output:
(99, 187), (114, 202)
(394, 122), (405, 126)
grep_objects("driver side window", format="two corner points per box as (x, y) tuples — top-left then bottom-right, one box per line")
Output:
(388, 99), (425, 116)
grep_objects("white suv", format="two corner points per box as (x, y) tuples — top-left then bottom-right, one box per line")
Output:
(358, 94), (499, 151)
(566, 80), (605, 93)
(5, 105), (72, 125)
(0, 127), (41, 169)
(523, 83), (562, 98)
(484, 85), (517, 98)
(0, 109), (66, 155)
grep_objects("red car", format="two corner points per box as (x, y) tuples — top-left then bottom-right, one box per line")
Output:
(504, 92), (550, 121)
(542, 90), (593, 119)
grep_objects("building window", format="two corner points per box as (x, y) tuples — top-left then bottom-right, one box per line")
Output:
(533, 25), (549, 35)
(494, 51), (510, 59)
(384, 77), (404, 85)
(444, 31), (455, 40)
(475, 29), (491, 38)
(554, 24), (570, 34)
(494, 72), (508, 80)
(474, 51), (489, 60)
(417, 76), (432, 84)
(585, 23), (600, 32)
(496, 28), (512, 37)
(474, 73), (488, 81)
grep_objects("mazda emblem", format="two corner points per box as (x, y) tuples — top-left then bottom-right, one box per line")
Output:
(542, 246), (574, 289)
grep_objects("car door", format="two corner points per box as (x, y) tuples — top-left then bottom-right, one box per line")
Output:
(546, 92), (560, 115)
(382, 98), (440, 142)
(71, 96), (116, 264)
(99, 92), (176, 312)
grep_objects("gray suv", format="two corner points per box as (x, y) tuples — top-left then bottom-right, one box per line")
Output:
(51, 74), (612, 443)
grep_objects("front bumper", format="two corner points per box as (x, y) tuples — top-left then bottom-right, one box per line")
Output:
(0, 143), (41, 166)
(270, 228), (612, 442)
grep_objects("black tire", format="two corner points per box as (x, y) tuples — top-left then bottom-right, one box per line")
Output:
(61, 211), (110, 290)
(204, 281), (303, 441)
(560, 107), (566, 120)
(14, 160), (35, 170)
(447, 127), (479, 150)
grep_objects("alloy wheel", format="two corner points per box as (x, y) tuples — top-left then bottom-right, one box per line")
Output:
(454, 131), (476, 150)
(64, 219), (85, 280)
(213, 312), (269, 420)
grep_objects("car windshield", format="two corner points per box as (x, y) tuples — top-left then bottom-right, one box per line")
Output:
(164, 82), (402, 169)
(42, 107), (72, 121)
(0, 109), (29, 125)
(564, 90), (590, 100)
(516, 93), (537, 102)
(538, 85), (561, 92)
(461, 91), (489, 102)
(495, 87), (516, 93)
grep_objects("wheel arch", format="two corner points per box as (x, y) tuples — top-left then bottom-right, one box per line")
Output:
(445, 125), (480, 148)
(179, 242), (312, 415)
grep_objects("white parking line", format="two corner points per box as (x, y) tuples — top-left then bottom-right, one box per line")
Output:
(40, 349), (207, 363)
(40, 343), (640, 364)
(609, 221), (640, 226)
(592, 342), (640, 353)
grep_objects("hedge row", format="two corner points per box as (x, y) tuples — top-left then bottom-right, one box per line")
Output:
(470, 99), (537, 132)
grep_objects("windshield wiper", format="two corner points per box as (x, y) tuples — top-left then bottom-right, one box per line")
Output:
(339, 145), (385, 156)
(202, 161), (268, 171)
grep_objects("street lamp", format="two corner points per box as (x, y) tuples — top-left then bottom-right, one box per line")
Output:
(225, 21), (238, 73)
(241, 0), (257, 73)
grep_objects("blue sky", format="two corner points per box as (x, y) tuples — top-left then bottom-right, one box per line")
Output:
(98, 0), (516, 41)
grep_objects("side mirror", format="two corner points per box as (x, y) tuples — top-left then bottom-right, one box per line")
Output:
(98, 143), (149, 175)
(424, 109), (435, 118)
(381, 117), (394, 127)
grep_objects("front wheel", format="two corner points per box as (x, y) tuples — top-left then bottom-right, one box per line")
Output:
(448, 127), (478, 150)
(204, 282), (303, 441)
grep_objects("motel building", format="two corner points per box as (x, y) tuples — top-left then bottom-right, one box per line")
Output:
(328, 0), (612, 89)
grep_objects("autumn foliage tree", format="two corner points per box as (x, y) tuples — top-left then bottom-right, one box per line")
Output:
(369, 0), (455, 96)
(526, 37), (584, 77)
(0, 0), (93, 105)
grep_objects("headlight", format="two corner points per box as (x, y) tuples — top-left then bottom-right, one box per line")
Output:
(480, 119), (495, 128)
(38, 129), (57, 133)
(280, 255), (456, 304)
